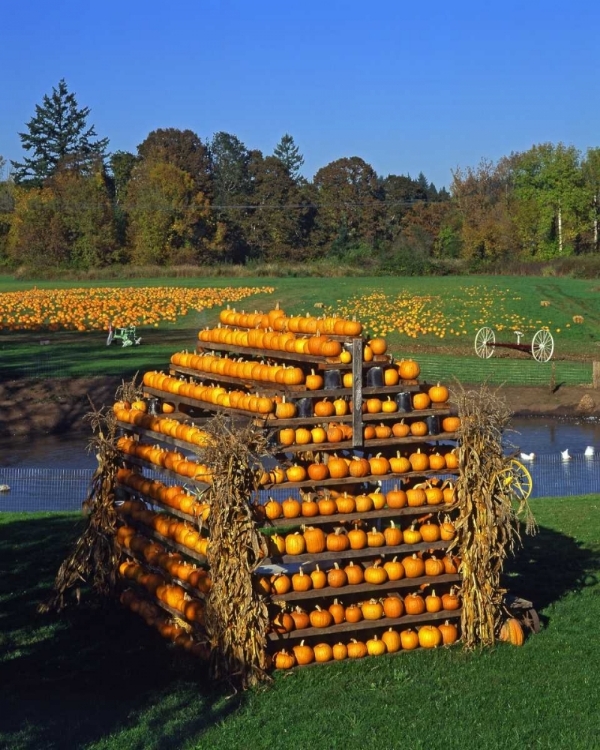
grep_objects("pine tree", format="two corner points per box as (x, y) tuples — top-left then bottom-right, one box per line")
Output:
(11, 79), (109, 186)
(273, 134), (305, 182)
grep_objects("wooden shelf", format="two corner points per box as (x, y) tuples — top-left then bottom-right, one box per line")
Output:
(118, 454), (211, 490)
(259, 467), (458, 491)
(116, 484), (208, 525)
(117, 512), (208, 566)
(271, 432), (458, 454)
(170, 364), (423, 398)
(116, 421), (202, 454)
(260, 502), (456, 529)
(268, 607), (461, 641)
(117, 543), (208, 601)
(260, 538), (451, 566)
(268, 572), (460, 604)
(264, 407), (451, 429)
(196, 342), (391, 369)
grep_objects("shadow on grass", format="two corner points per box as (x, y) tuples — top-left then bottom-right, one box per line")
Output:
(0, 515), (245, 750)
(503, 521), (599, 621)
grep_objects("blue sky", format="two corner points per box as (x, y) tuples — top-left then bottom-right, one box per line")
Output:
(2, 0), (598, 189)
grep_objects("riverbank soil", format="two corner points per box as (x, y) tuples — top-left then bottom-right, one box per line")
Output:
(0, 376), (598, 438)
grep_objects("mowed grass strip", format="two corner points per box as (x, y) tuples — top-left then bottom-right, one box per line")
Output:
(1, 495), (598, 750)
(1, 275), (599, 382)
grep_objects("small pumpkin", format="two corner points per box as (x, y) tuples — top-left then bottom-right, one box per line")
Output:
(418, 625), (442, 649)
(425, 589), (443, 613)
(285, 532), (306, 556)
(303, 526), (326, 554)
(404, 592), (426, 615)
(347, 639), (368, 659)
(290, 607), (310, 630)
(310, 564), (327, 589)
(344, 561), (365, 585)
(428, 382), (449, 404)
(327, 562), (348, 588)
(400, 628), (419, 650)
(292, 567), (313, 592)
(382, 595), (404, 619)
(366, 634), (387, 656)
(361, 598), (384, 620)
(328, 599), (345, 624)
(499, 617), (525, 646)
(309, 605), (333, 628)
(383, 520), (403, 546)
(383, 556), (405, 581)
(273, 649), (296, 669)
(397, 359), (420, 380)
(381, 628), (402, 653)
(344, 603), (363, 623)
(364, 561), (388, 584)
(403, 553), (425, 578)
(292, 640), (315, 665)
(439, 620), (459, 645)
(327, 527), (350, 552)
(313, 643), (334, 663)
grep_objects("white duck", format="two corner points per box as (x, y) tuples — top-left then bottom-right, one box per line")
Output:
(584, 446), (595, 457)
(0, 484), (9, 492)
(561, 449), (571, 460)
(520, 452), (535, 461)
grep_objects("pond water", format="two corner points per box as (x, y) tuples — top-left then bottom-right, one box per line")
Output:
(0, 417), (598, 512)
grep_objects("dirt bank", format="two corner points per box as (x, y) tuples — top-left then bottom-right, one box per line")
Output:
(0, 376), (598, 439)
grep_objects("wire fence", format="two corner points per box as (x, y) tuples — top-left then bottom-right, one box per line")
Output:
(1, 456), (598, 514)
(417, 355), (594, 388)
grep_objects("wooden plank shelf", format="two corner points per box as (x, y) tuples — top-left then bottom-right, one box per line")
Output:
(116, 543), (208, 602)
(260, 538), (451, 566)
(260, 503), (456, 529)
(268, 573), (461, 604)
(118, 454), (212, 490)
(117, 579), (207, 635)
(117, 513), (208, 566)
(116, 421), (202, 454)
(259, 467), (458, 491)
(169, 364), (424, 398)
(196, 342), (390, 370)
(268, 607), (461, 641)
(264, 407), (452, 429)
(270, 432), (458, 454)
(115, 484), (208, 525)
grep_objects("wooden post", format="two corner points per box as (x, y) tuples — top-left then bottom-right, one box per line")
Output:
(593, 361), (600, 389)
(352, 338), (364, 449)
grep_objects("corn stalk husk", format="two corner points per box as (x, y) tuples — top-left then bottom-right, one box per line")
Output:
(449, 382), (536, 648)
(39, 399), (121, 613)
(196, 413), (271, 689)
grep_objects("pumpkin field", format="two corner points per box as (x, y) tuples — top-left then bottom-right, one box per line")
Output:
(0, 275), (599, 382)
(1, 494), (598, 750)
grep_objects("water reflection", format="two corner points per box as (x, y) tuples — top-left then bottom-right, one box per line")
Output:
(0, 416), (598, 511)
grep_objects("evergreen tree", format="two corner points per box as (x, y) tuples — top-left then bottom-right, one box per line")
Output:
(273, 133), (305, 182)
(11, 79), (109, 186)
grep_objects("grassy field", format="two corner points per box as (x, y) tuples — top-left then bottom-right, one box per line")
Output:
(1, 495), (599, 750)
(1, 275), (598, 384)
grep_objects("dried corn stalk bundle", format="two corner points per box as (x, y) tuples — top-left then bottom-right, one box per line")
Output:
(198, 413), (271, 689)
(114, 374), (143, 404)
(39, 401), (121, 613)
(449, 383), (536, 648)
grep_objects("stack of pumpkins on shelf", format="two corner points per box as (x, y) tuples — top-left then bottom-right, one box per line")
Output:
(113, 305), (463, 668)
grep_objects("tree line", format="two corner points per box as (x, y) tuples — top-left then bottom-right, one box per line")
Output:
(1, 80), (599, 274)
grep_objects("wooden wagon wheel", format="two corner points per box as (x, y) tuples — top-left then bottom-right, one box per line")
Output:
(531, 329), (554, 362)
(474, 327), (495, 359)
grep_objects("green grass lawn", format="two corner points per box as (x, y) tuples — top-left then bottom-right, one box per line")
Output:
(1, 275), (598, 384)
(1, 495), (599, 750)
